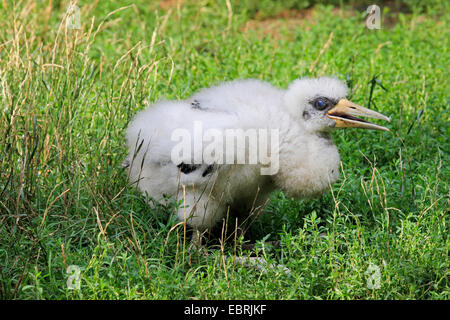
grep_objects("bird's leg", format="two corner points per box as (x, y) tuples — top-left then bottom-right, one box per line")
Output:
(186, 228), (211, 265)
(189, 227), (203, 250)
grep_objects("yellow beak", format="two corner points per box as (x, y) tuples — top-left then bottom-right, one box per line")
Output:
(326, 98), (391, 131)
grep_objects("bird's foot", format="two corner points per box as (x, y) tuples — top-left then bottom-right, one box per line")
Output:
(229, 255), (291, 275)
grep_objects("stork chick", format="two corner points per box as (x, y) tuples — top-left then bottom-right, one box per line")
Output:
(125, 77), (390, 235)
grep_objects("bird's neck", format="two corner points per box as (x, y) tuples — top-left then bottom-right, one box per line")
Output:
(274, 125), (341, 198)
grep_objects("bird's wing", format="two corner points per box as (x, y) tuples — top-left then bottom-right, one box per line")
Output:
(125, 80), (284, 190)
(187, 79), (284, 114)
(125, 99), (238, 189)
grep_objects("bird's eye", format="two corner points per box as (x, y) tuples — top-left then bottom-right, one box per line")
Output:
(314, 98), (327, 110)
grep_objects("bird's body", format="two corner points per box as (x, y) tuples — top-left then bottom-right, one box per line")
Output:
(125, 77), (389, 232)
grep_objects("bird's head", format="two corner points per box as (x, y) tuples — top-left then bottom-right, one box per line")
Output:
(284, 77), (390, 134)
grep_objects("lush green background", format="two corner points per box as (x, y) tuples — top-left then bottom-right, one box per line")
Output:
(0, 0), (448, 299)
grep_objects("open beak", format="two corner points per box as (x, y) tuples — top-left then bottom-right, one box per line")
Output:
(326, 98), (391, 131)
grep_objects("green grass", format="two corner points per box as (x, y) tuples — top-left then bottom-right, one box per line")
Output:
(0, 0), (448, 299)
